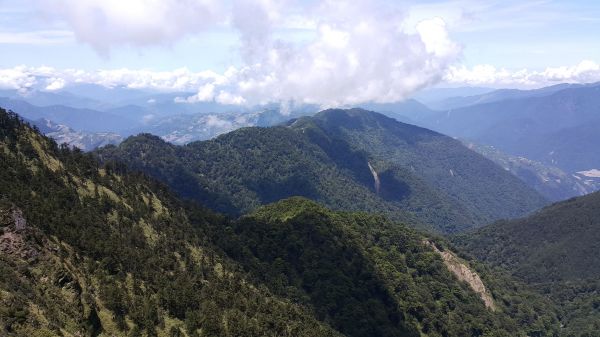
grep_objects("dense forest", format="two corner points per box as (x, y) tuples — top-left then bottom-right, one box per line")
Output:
(96, 108), (546, 233)
(0, 107), (562, 336)
(453, 191), (600, 334)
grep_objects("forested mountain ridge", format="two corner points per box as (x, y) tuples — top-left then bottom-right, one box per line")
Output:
(292, 109), (547, 224)
(0, 106), (565, 336)
(453, 190), (600, 334)
(97, 108), (547, 233)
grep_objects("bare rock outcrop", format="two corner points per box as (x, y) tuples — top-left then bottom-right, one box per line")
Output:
(425, 240), (496, 310)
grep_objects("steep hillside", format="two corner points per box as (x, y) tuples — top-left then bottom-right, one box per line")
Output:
(199, 197), (561, 337)
(454, 191), (600, 283)
(294, 109), (547, 224)
(0, 108), (340, 337)
(0, 107), (561, 336)
(453, 191), (600, 334)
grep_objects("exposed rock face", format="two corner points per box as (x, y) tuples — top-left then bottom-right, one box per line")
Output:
(0, 206), (38, 260)
(425, 240), (496, 310)
(367, 161), (381, 194)
(12, 208), (26, 231)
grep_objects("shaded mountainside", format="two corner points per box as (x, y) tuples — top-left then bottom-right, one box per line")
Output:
(291, 109), (547, 226)
(453, 191), (600, 334)
(97, 108), (546, 233)
(453, 191), (600, 283)
(463, 141), (599, 201)
(0, 107), (561, 336)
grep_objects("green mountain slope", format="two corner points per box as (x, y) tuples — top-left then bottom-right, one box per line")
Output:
(197, 197), (562, 337)
(293, 109), (547, 225)
(0, 108), (340, 337)
(97, 108), (546, 233)
(453, 191), (600, 334)
(1, 107), (562, 336)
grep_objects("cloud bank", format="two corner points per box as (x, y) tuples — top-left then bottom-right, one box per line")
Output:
(445, 60), (600, 87)
(3, 60), (600, 100)
(6, 1), (600, 105)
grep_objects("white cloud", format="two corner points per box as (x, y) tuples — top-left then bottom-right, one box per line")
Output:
(445, 60), (600, 87)
(4, 59), (600, 101)
(39, 0), (223, 54)
(45, 77), (66, 91)
(216, 90), (246, 105)
(21, 0), (462, 106)
(0, 66), (37, 92)
(207, 0), (462, 107)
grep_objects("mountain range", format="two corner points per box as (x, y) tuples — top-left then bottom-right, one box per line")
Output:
(419, 83), (600, 175)
(0, 106), (562, 336)
(6, 82), (600, 205)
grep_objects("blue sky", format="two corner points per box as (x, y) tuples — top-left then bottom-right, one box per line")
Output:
(1, 0), (600, 104)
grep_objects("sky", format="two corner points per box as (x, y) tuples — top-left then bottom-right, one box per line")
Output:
(1, 0), (600, 106)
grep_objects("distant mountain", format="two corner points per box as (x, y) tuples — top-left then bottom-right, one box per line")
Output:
(0, 107), (559, 336)
(428, 82), (593, 110)
(358, 99), (436, 124)
(412, 86), (495, 109)
(0, 88), (106, 110)
(0, 97), (138, 133)
(423, 84), (600, 175)
(97, 108), (547, 233)
(138, 109), (316, 145)
(30, 118), (123, 151)
(453, 191), (600, 334)
(463, 141), (599, 201)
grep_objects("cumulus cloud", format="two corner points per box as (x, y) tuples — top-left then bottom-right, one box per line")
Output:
(27, 0), (462, 106)
(182, 0), (462, 107)
(39, 0), (223, 54)
(0, 66), (37, 92)
(45, 77), (66, 91)
(445, 60), (600, 87)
